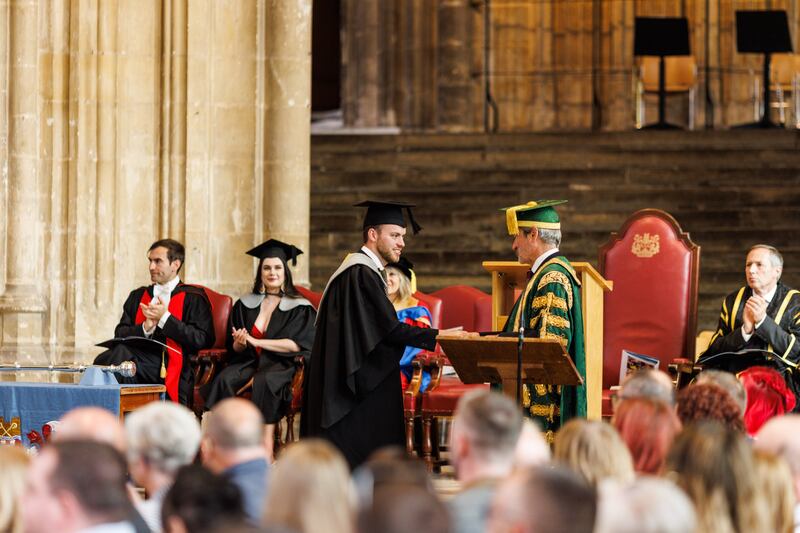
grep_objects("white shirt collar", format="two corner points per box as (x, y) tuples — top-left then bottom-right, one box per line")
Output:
(360, 246), (385, 271)
(759, 285), (778, 304)
(156, 276), (181, 295)
(530, 248), (559, 275)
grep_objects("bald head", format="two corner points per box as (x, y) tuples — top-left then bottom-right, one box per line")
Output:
(55, 407), (126, 453)
(204, 398), (265, 450)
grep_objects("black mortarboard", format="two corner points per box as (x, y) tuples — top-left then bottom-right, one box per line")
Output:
(245, 239), (303, 266)
(354, 200), (422, 234)
(386, 256), (417, 292)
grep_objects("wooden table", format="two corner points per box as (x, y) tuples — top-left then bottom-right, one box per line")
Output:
(119, 385), (166, 419)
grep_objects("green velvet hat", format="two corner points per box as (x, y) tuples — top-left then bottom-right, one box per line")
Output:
(500, 200), (567, 236)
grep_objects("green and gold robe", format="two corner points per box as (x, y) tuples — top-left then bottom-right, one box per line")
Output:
(503, 254), (586, 441)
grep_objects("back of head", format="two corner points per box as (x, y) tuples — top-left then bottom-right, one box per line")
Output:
(554, 419), (634, 487)
(0, 446), (29, 533)
(263, 439), (353, 533)
(752, 449), (796, 533)
(358, 485), (449, 533)
(514, 419), (551, 468)
(618, 369), (675, 407)
(126, 402), (201, 475)
(755, 414), (800, 498)
(612, 397), (681, 474)
(491, 466), (596, 533)
(161, 464), (246, 533)
(354, 447), (433, 503)
(56, 406), (127, 453)
(49, 440), (133, 523)
(595, 477), (696, 533)
(738, 366), (796, 435)
(694, 369), (748, 415)
(676, 383), (745, 432)
(665, 421), (769, 532)
(453, 389), (523, 465)
(205, 398), (265, 451)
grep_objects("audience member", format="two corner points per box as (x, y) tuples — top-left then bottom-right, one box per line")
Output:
(358, 485), (450, 533)
(616, 368), (675, 407)
(262, 439), (353, 533)
(513, 419), (551, 468)
(448, 389), (523, 533)
(594, 477), (696, 533)
(665, 422), (771, 533)
(612, 397), (681, 474)
(126, 401), (202, 532)
(201, 397), (270, 525)
(676, 382), (745, 432)
(353, 446), (434, 502)
(55, 406), (127, 452)
(487, 466), (596, 533)
(754, 415), (800, 531)
(161, 465), (250, 533)
(738, 366), (796, 435)
(752, 449), (796, 533)
(553, 419), (634, 487)
(22, 440), (137, 533)
(694, 369), (748, 415)
(0, 446), (29, 533)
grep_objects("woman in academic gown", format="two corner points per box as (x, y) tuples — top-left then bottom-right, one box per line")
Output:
(203, 240), (316, 456)
(385, 257), (434, 393)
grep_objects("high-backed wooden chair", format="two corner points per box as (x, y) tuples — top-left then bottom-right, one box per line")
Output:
(636, 56), (697, 129)
(598, 209), (700, 417)
(191, 287), (233, 416)
(419, 285), (493, 470)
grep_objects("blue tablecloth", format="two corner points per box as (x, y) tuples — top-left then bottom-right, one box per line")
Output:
(0, 382), (152, 448)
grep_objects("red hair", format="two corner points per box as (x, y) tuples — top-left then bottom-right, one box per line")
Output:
(612, 398), (682, 474)
(676, 383), (745, 433)
(739, 366), (796, 436)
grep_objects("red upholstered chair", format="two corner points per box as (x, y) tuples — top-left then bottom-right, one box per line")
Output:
(419, 285), (493, 469)
(414, 291), (442, 329)
(295, 285), (323, 309)
(598, 209), (700, 417)
(191, 287), (233, 416)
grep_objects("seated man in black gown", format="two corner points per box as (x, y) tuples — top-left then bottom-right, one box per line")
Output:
(700, 244), (800, 405)
(94, 239), (215, 405)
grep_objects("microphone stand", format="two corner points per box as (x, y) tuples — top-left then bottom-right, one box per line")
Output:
(517, 301), (525, 404)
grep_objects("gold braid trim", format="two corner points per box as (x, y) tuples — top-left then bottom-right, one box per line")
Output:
(522, 385), (531, 408)
(532, 294), (568, 311)
(534, 384), (548, 396)
(544, 430), (555, 444)
(537, 271), (573, 308)
(542, 313), (570, 329)
(543, 331), (568, 347)
(530, 403), (559, 423)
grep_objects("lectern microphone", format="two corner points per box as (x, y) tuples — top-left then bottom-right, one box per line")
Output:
(98, 361), (137, 378)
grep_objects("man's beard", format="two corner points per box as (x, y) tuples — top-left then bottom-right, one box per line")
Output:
(377, 242), (399, 264)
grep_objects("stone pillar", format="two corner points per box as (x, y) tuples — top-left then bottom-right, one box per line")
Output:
(0, 0), (48, 352)
(260, 0), (312, 285)
(437, 0), (474, 131)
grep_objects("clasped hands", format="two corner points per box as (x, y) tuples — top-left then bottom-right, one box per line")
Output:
(742, 294), (768, 335)
(232, 327), (253, 349)
(139, 298), (167, 332)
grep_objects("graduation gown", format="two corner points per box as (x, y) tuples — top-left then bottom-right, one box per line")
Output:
(503, 254), (586, 441)
(300, 252), (438, 469)
(94, 283), (215, 405)
(202, 294), (316, 422)
(700, 282), (800, 406)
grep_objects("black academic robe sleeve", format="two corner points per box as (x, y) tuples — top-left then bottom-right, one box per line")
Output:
(113, 287), (149, 338)
(160, 288), (215, 353)
(755, 308), (800, 364)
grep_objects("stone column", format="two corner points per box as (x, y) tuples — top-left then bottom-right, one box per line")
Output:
(260, 0), (312, 285)
(0, 0), (48, 352)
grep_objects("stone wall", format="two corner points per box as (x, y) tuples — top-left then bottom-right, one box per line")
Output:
(0, 0), (311, 363)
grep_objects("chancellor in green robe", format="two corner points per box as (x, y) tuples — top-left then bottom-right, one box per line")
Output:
(501, 200), (586, 441)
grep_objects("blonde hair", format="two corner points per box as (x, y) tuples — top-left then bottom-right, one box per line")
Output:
(665, 422), (771, 533)
(386, 266), (414, 310)
(0, 446), (30, 533)
(263, 439), (353, 533)
(553, 419), (634, 488)
(752, 450), (796, 533)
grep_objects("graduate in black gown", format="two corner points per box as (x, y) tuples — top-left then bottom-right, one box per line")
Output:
(203, 240), (316, 458)
(301, 201), (467, 468)
(94, 239), (215, 406)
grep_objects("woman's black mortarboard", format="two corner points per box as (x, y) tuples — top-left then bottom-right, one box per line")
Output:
(354, 200), (422, 235)
(245, 239), (303, 266)
(386, 256), (414, 281)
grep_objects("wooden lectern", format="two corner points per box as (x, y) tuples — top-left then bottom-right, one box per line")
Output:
(482, 261), (612, 420)
(437, 336), (582, 399)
